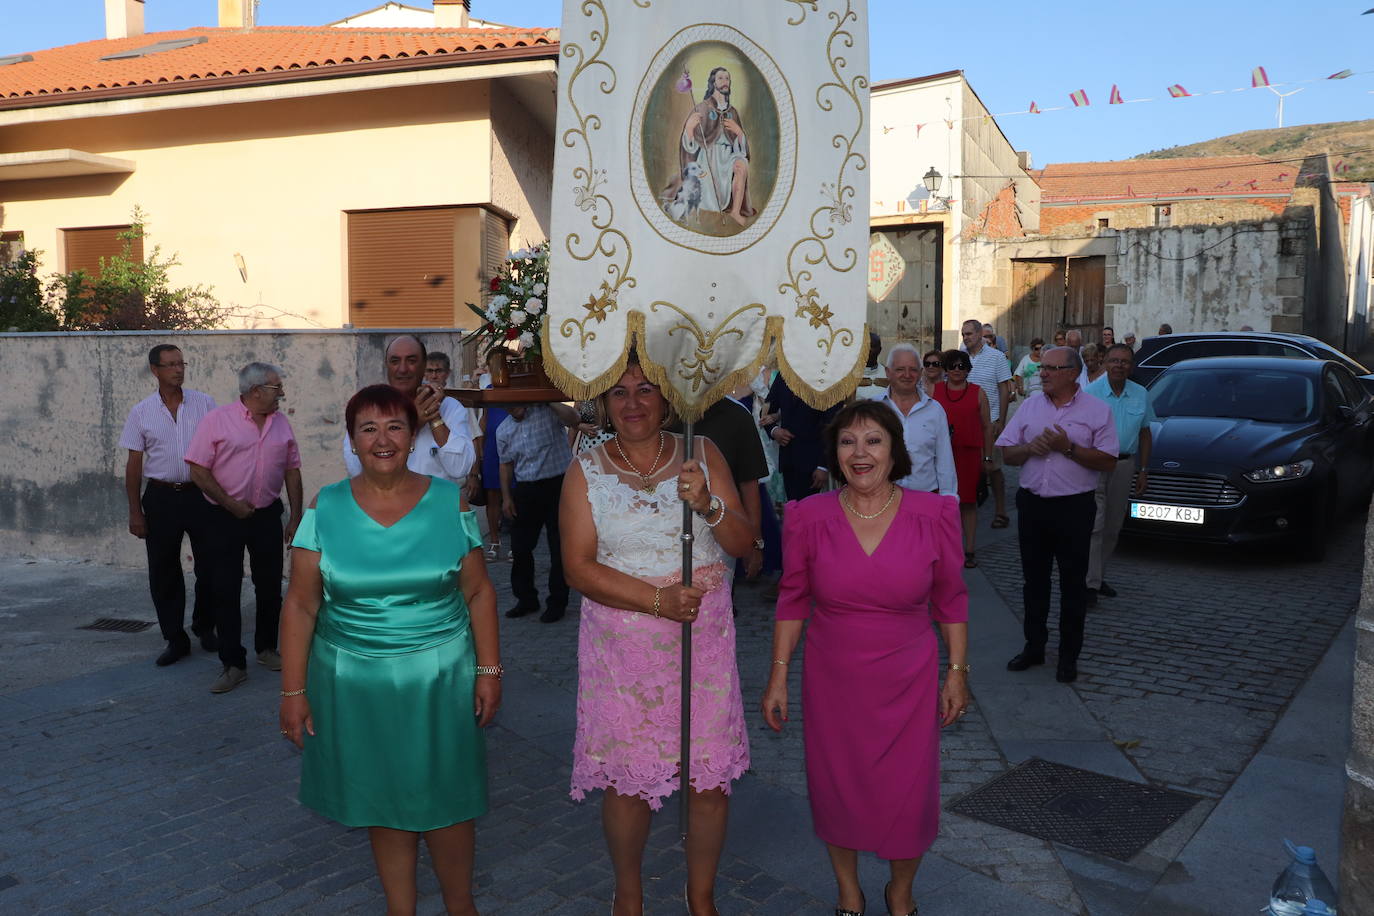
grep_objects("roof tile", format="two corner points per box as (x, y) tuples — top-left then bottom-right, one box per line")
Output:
(1035, 155), (1301, 203)
(0, 25), (558, 103)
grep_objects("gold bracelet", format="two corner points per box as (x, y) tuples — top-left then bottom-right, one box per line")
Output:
(947, 663), (971, 673)
(280, 688), (306, 697)
(652, 587), (662, 618)
(430, 417), (447, 431)
(772, 659), (788, 667)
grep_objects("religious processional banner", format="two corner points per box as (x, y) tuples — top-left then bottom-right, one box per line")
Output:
(543, 0), (871, 420)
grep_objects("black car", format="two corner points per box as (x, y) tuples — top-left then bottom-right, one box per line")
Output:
(1130, 331), (1374, 392)
(1122, 356), (1374, 558)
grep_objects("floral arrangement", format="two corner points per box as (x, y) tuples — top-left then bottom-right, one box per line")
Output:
(464, 242), (550, 360)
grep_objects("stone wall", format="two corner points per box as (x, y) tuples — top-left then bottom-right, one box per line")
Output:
(1040, 197), (1288, 235)
(0, 328), (469, 568)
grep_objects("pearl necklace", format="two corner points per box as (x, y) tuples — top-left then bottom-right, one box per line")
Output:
(615, 432), (666, 493)
(840, 484), (899, 520)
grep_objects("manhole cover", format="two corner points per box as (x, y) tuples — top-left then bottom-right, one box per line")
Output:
(78, 618), (155, 633)
(948, 757), (1201, 861)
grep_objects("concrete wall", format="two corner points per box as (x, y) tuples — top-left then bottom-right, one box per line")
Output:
(0, 82), (500, 329)
(1041, 197), (1288, 236)
(0, 329), (469, 568)
(1111, 220), (1305, 337)
(1346, 194), (1373, 355)
(490, 80), (554, 251)
(1341, 506), (1374, 913)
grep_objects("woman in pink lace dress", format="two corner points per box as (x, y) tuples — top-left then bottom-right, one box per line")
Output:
(762, 400), (970, 916)
(561, 358), (753, 916)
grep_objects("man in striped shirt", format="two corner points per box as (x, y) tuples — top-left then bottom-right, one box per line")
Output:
(119, 344), (218, 667)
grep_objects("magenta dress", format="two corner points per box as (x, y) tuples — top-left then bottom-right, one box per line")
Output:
(777, 488), (968, 859)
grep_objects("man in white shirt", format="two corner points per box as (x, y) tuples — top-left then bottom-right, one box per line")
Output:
(856, 330), (889, 401)
(880, 343), (956, 496)
(120, 344), (219, 666)
(961, 319), (1013, 527)
(343, 335), (475, 485)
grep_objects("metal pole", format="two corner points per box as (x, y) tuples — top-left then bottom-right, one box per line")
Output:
(679, 421), (695, 839)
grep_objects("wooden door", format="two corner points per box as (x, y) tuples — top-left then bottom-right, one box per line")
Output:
(867, 226), (941, 352)
(1008, 259), (1065, 352)
(1066, 256), (1106, 346)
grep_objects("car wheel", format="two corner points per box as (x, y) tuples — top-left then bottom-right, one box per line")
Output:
(1297, 484), (1335, 562)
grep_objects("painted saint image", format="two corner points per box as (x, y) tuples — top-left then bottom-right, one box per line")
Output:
(639, 39), (783, 242)
(664, 66), (755, 228)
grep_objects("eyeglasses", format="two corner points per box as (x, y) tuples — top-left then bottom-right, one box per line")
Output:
(1040, 364), (1074, 371)
(258, 383), (283, 391)
(923, 360), (942, 368)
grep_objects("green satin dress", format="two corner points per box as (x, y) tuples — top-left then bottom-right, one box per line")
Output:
(291, 476), (486, 831)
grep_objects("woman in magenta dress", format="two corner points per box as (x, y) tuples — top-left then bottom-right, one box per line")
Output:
(762, 399), (969, 916)
(930, 349), (993, 568)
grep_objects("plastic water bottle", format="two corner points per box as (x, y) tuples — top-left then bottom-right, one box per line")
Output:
(1265, 840), (1338, 915)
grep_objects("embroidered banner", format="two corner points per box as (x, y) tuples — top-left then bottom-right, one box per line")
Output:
(544, 0), (871, 418)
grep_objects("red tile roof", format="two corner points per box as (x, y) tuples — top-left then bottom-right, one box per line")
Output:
(0, 26), (558, 105)
(1033, 155), (1302, 203)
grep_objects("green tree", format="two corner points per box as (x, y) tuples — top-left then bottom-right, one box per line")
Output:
(0, 249), (58, 331)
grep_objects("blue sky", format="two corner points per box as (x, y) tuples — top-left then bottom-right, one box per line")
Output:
(6, 1), (1374, 165)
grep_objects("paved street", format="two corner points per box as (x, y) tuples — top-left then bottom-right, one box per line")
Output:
(0, 476), (1362, 914)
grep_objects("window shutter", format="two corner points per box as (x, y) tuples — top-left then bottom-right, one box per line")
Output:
(347, 208), (458, 328)
(482, 210), (511, 304)
(63, 226), (142, 277)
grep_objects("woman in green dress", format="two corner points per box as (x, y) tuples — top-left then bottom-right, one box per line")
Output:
(278, 384), (501, 916)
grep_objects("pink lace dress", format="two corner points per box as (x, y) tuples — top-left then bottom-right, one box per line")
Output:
(570, 435), (750, 809)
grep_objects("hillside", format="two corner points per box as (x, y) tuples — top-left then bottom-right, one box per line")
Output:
(1134, 119), (1374, 180)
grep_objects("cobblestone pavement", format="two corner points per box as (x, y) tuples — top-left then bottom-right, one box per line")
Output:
(974, 507), (1365, 800)
(0, 478), (1362, 914)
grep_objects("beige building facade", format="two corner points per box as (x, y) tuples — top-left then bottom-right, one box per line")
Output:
(0, 13), (558, 330)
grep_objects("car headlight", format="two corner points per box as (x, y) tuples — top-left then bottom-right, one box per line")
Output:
(1243, 458), (1314, 483)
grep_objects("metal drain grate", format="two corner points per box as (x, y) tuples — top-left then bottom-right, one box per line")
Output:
(78, 618), (155, 633)
(948, 757), (1201, 861)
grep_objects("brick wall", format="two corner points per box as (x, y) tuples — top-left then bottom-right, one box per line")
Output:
(1040, 198), (1288, 235)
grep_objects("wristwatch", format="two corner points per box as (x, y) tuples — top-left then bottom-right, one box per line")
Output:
(752, 537), (765, 551)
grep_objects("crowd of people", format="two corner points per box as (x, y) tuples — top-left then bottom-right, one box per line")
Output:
(116, 320), (1158, 915)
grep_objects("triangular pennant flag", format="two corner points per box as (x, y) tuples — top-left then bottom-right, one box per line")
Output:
(1251, 66), (1270, 88)
(1069, 89), (1090, 107)
(1329, 69), (1353, 80)
(1029, 101), (1041, 114)
(915, 122), (926, 137)
(1337, 160), (1349, 174)
(1167, 84), (1191, 98)
(1109, 84), (1124, 105)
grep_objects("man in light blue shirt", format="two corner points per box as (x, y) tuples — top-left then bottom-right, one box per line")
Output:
(1084, 344), (1155, 603)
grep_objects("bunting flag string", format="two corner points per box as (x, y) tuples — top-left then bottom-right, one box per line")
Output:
(873, 63), (1372, 136)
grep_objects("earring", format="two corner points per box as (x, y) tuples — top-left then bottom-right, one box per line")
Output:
(409, 446), (415, 453)
(350, 447), (357, 454)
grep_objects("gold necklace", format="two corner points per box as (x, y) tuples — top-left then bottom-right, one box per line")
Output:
(615, 432), (666, 493)
(840, 484), (898, 520)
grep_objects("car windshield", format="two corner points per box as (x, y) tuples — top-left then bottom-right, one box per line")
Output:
(1150, 368), (1317, 423)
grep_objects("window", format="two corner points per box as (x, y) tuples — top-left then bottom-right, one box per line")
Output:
(1333, 366), (1368, 408)
(1252, 341), (1311, 360)
(1322, 370), (1349, 417)
(1142, 339), (1251, 369)
(0, 231), (22, 265)
(1097, 217), (1110, 229)
(1153, 205), (1172, 227)
(346, 206), (509, 328)
(62, 225), (142, 278)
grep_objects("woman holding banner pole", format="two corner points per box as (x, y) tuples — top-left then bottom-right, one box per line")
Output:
(561, 356), (752, 916)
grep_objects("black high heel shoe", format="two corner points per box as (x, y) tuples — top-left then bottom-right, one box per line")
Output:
(835, 891), (865, 916)
(884, 881), (917, 916)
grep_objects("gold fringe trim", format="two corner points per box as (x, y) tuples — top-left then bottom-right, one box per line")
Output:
(540, 314), (869, 421)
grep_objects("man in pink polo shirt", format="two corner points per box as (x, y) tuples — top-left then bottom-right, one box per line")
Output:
(995, 347), (1118, 684)
(186, 362), (304, 694)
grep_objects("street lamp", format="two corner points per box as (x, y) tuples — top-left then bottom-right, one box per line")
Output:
(922, 165), (950, 209)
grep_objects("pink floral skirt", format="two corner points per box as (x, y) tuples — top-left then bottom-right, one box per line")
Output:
(570, 565), (750, 810)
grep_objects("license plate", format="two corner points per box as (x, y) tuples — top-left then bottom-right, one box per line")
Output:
(1130, 502), (1205, 524)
